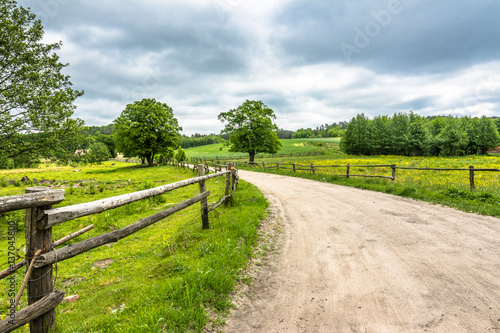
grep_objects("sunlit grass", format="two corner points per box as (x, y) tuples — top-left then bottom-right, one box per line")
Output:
(242, 154), (500, 217)
(0, 162), (267, 332)
(185, 138), (341, 160)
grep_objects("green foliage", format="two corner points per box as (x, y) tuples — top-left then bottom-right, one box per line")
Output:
(175, 148), (187, 162)
(340, 112), (500, 156)
(181, 134), (224, 149)
(86, 142), (111, 164)
(277, 129), (294, 139)
(292, 128), (316, 139)
(340, 113), (371, 155)
(0, 0), (84, 164)
(158, 147), (175, 164)
(218, 100), (282, 162)
(113, 98), (182, 166)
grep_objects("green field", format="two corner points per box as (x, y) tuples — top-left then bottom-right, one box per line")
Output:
(240, 152), (500, 217)
(184, 138), (341, 160)
(0, 162), (268, 332)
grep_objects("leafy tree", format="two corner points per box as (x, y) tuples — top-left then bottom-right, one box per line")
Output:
(475, 116), (500, 154)
(158, 147), (175, 164)
(218, 100), (282, 163)
(405, 113), (430, 156)
(340, 113), (371, 155)
(87, 142), (110, 164)
(368, 115), (391, 155)
(94, 134), (117, 158)
(175, 148), (187, 162)
(438, 118), (468, 156)
(0, 1), (84, 164)
(495, 118), (500, 133)
(389, 112), (409, 155)
(113, 98), (182, 166)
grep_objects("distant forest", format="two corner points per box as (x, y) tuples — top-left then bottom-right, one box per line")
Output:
(340, 113), (500, 156)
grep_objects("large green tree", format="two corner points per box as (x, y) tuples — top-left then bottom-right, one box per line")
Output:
(113, 98), (182, 166)
(340, 113), (371, 155)
(218, 100), (282, 163)
(0, 0), (84, 165)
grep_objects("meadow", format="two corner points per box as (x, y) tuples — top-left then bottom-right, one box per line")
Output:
(0, 162), (268, 332)
(184, 138), (341, 160)
(187, 139), (500, 217)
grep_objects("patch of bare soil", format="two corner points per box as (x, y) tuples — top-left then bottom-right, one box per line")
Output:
(221, 170), (500, 333)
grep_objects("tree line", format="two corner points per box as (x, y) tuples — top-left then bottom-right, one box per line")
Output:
(340, 113), (500, 156)
(292, 122), (347, 139)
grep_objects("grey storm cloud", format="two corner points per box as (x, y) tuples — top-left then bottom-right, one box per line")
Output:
(14, 0), (500, 134)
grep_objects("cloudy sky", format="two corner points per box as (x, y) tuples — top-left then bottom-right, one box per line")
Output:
(16, 0), (500, 135)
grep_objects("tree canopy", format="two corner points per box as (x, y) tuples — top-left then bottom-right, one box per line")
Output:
(113, 98), (182, 166)
(0, 0), (84, 166)
(218, 100), (282, 162)
(340, 113), (500, 156)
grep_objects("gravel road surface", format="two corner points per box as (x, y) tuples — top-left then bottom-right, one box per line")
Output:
(223, 170), (500, 333)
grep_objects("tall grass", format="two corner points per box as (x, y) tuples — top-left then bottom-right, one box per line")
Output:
(0, 162), (267, 332)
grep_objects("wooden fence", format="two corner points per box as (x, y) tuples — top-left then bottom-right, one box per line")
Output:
(189, 150), (326, 165)
(0, 164), (238, 333)
(244, 161), (500, 192)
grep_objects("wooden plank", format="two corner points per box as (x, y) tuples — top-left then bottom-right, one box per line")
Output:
(41, 172), (229, 229)
(0, 189), (64, 213)
(0, 291), (64, 333)
(34, 191), (211, 268)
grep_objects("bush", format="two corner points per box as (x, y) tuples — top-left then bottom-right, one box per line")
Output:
(175, 148), (187, 162)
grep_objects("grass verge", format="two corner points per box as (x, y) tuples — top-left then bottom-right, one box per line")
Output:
(0, 162), (268, 332)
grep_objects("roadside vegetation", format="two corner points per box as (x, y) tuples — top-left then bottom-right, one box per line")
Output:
(0, 162), (268, 332)
(186, 138), (500, 217)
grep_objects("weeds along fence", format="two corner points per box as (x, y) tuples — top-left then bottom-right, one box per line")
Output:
(0, 164), (238, 333)
(244, 161), (500, 193)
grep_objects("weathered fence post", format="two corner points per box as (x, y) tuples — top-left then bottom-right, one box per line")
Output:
(311, 163), (315, 174)
(25, 187), (57, 333)
(293, 163), (296, 173)
(391, 164), (397, 182)
(469, 165), (475, 192)
(277, 161), (280, 171)
(225, 163), (232, 203)
(346, 164), (350, 179)
(231, 165), (238, 191)
(197, 165), (209, 229)
(262, 161), (266, 169)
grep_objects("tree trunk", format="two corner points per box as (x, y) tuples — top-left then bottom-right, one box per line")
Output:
(249, 149), (256, 163)
(147, 156), (153, 167)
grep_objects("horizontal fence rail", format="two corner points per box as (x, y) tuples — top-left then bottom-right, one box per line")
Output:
(41, 170), (232, 229)
(0, 163), (238, 333)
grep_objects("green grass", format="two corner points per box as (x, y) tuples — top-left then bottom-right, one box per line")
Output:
(0, 162), (268, 332)
(240, 153), (500, 217)
(184, 138), (341, 160)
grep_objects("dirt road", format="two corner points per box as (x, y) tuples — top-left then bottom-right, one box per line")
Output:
(223, 170), (500, 332)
